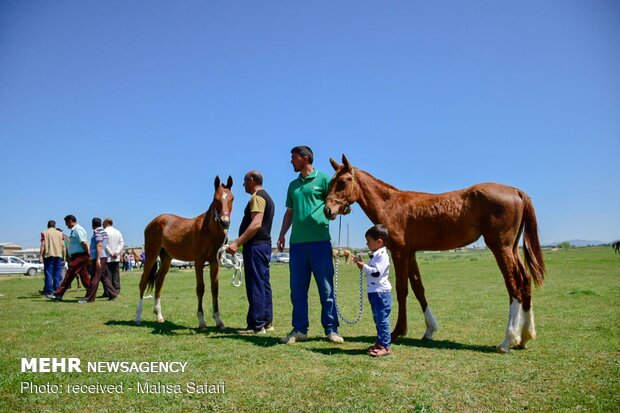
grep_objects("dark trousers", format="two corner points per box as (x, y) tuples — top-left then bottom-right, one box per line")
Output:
(242, 243), (273, 329)
(107, 261), (121, 293)
(53, 253), (91, 298)
(83, 257), (117, 302)
(289, 240), (338, 335)
(43, 256), (64, 295)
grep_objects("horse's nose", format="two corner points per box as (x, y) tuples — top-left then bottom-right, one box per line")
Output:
(220, 216), (230, 229)
(324, 206), (333, 219)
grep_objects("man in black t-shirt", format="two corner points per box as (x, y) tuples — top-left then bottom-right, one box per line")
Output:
(227, 170), (275, 334)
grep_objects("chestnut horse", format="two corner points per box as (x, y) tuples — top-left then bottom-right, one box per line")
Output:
(324, 155), (545, 353)
(135, 176), (234, 330)
(332, 248), (352, 264)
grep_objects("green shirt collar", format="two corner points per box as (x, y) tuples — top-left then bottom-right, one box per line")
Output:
(297, 169), (319, 182)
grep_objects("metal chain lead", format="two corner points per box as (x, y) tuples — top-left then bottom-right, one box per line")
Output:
(333, 215), (364, 324)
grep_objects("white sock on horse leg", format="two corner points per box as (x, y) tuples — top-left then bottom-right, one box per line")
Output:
(499, 298), (522, 352)
(424, 307), (439, 339)
(135, 298), (143, 325)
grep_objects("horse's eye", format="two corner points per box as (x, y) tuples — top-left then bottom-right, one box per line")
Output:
(335, 180), (347, 191)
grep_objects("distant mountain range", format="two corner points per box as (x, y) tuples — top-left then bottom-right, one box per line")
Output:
(543, 239), (607, 247)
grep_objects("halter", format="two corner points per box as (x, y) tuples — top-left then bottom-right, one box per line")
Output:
(213, 208), (231, 227)
(327, 168), (356, 214)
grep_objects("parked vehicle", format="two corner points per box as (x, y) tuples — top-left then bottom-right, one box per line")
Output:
(271, 252), (290, 263)
(170, 259), (193, 269)
(0, 255), (44, 276)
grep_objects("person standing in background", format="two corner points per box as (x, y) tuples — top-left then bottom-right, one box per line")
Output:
(103, 218), (124, 294)
(39, 220), (66, 296)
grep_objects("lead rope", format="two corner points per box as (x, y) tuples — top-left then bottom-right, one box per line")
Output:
(216, 235), (243, 287)
(333, 215), (364, 324)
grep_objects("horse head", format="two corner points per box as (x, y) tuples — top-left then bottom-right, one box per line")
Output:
(213, 175), (234, 230)
(324, 154), (360, 220)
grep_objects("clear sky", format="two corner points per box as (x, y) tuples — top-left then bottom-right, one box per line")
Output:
(1, 1), (618, 249)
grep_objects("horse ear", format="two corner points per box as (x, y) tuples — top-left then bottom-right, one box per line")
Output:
(329, 158), (341, 171)
(226, 175), (233, 189)
(342, 154), (351, 169)
(214, 176), (221, 189)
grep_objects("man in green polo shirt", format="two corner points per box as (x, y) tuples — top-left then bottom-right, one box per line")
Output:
(277, 145), (343, 344)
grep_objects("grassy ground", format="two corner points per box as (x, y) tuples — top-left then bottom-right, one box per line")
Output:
(0, 247), (618, 412)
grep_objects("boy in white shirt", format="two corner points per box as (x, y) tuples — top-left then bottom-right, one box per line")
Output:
(354, 224), (392, 357)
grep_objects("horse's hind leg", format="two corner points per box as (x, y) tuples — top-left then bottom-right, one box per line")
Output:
(153, 251), (172, 323)
(209, 262), (225, 330)
(135, 253), (159, 325)
(488, 242), (525, 353)
(194, 262), (207, 330)
(514, 246), (536, 349)
(409, 255), (438, 340)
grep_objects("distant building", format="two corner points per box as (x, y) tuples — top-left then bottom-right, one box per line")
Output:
(0, 243), (22, 256)
(14, 248), (40, 260)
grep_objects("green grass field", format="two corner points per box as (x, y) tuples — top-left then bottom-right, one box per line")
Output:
(1, 247), (618, 412)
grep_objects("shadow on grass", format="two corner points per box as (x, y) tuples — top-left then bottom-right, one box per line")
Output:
(105, 319), (244, 337)
(351, 335), (497, 353)
(105, 319), (190, 336)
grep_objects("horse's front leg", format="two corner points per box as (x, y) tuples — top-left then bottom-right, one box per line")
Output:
(209, 261), (225, 331)
(391, 251), (410, 341)
(409, 255), (439, 340)
(195, 263), (207, 330)
(153, 257), (171, 323)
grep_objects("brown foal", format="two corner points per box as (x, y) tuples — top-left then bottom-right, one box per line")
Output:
(135, 176), (234, 330)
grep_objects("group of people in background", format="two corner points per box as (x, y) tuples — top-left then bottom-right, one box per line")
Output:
(41, 216), (125, 303)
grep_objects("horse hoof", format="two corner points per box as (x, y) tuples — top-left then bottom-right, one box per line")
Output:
(135, 320), (141, 326)
(156, 317), (165, 323)
(496, 346), (510, 354)
(216, 323), (225, 331)
(421, 335), (433, 341)
(198, 324), (208, 331)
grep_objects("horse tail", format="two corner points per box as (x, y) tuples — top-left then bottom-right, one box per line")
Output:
(146, 256), (160, 291)
(521, 192), (546, 287)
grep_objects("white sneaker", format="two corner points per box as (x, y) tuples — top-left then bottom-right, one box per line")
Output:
(279, 329), (308, 344)
(265, 323), (275, 332)
(78, 299), (89, 304)
(326, 332), (344, 343)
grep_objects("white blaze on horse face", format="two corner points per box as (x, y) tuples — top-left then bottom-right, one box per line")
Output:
(499, 298), (523, 353)
(154, 298), (164, 323)
(221, 192), (228, 201)
(423, 307), (439, 339)
(135, 298), (143, 325)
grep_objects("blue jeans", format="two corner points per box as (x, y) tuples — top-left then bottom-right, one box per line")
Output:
(242, 243), (273, 330)
(368, 292), (392, 348)
(43, 257), (64, 294)
(289, 240), (338, 335)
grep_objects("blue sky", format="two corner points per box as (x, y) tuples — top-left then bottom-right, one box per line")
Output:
(1, 1), (618, 249)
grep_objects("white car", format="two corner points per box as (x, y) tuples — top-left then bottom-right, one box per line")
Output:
(271, 252), (290, 263)
(170, 259), (193, 269)
(0, 255), (44, 276)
